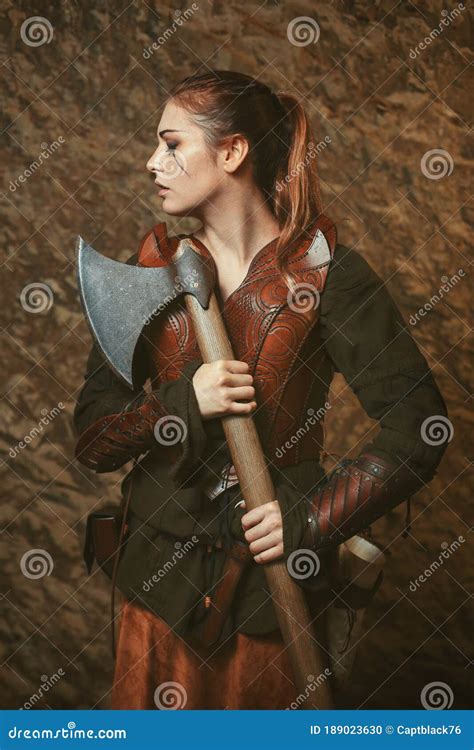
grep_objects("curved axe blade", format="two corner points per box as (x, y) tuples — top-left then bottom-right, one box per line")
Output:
(76, 236), (214, 389)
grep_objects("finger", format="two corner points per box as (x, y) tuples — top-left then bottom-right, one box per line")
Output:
(221, 373), (254, 387)
(234, 499), (246, 510)
(248, 531), (281, 555)
(253, 545), (284, 564)
(244, 519), (273, 543)
(241, 506), (266, 530)
(229, 400), (257, 415)
(225, 360), (250, 374)
(241, 501), (279, 529)
(227, 386), (256, 401)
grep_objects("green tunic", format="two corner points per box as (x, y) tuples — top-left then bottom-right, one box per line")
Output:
(73, 242), (448, 643)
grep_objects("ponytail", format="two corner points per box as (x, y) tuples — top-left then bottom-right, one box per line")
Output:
(271, 92), (324, 290)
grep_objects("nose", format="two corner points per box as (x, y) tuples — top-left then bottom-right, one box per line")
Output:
(146, 145), (161, 174)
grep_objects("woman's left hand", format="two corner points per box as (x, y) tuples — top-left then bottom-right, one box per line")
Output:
(240, 500), (284, 563)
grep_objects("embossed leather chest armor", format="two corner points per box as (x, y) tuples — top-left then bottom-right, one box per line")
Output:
(138, 214), (337, 468)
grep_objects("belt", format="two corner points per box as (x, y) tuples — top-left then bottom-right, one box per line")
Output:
(202, 461), (239, 501)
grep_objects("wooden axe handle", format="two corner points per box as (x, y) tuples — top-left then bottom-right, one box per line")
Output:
(185, 290), (334, 709)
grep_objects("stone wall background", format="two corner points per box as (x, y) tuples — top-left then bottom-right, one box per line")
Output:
(0, 0), (471, 709)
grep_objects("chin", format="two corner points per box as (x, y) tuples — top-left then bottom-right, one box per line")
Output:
(160, 198), (181, 215)
(161, 205), (188, 218)
(161, 198), (200, 218)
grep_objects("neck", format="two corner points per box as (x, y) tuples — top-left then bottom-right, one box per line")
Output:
(192, 190), (281, 265)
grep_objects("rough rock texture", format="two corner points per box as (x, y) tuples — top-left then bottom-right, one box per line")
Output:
(0, 0), (471, 710)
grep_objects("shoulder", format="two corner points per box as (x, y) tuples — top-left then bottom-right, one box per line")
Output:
(324, 243), (385, 293)
(320, 242), (405, 329)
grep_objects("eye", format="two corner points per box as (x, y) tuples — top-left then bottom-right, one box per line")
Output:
(165, 142), (178, 152)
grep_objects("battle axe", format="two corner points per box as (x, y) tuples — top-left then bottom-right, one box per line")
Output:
(76, 233), (334, 709)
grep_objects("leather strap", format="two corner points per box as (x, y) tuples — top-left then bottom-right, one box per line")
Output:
(110, 461), (137, 658)
(191, 539), (254, 649)
(202, 461), (239, 500)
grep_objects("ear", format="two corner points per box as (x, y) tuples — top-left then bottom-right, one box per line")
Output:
(220, 133), (250, 175)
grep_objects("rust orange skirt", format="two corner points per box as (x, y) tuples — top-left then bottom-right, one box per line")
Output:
(111, 597), (306, 709)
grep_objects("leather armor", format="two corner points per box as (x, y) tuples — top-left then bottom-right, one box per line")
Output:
(75, 392), (182, 472)
(76, 214), (337, 475)
(75, 213), (419, 557)
(300, 451), (421, 553)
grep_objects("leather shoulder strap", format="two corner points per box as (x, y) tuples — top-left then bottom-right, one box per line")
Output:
(137, 222), (175, 267)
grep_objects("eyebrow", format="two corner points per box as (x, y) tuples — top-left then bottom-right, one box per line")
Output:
(157, 129), (186, 138)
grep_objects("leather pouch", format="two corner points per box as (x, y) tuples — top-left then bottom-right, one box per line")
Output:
(83, 508), (127, 580)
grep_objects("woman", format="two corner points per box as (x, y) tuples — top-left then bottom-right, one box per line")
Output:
(74, 70), (448, 709)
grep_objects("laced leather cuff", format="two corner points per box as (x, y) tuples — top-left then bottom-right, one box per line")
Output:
(74, 393), (180, 472)
(300, 451), (422, 552)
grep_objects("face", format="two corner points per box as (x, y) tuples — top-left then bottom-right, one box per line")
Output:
(146, 99), (248, 218)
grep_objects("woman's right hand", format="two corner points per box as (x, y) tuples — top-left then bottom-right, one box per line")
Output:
(192, 360), (257, 420)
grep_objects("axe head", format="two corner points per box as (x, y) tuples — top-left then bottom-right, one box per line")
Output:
(76, 236), (215, 389)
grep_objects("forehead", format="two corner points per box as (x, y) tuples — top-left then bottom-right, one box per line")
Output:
(156, 100), (196, 136)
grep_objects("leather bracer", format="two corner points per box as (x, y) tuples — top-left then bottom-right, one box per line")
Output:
(300, 451), (422, 552)
(75, 393), (180, 473)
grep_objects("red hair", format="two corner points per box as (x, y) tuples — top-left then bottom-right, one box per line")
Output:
(167, 69), (327, 289)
